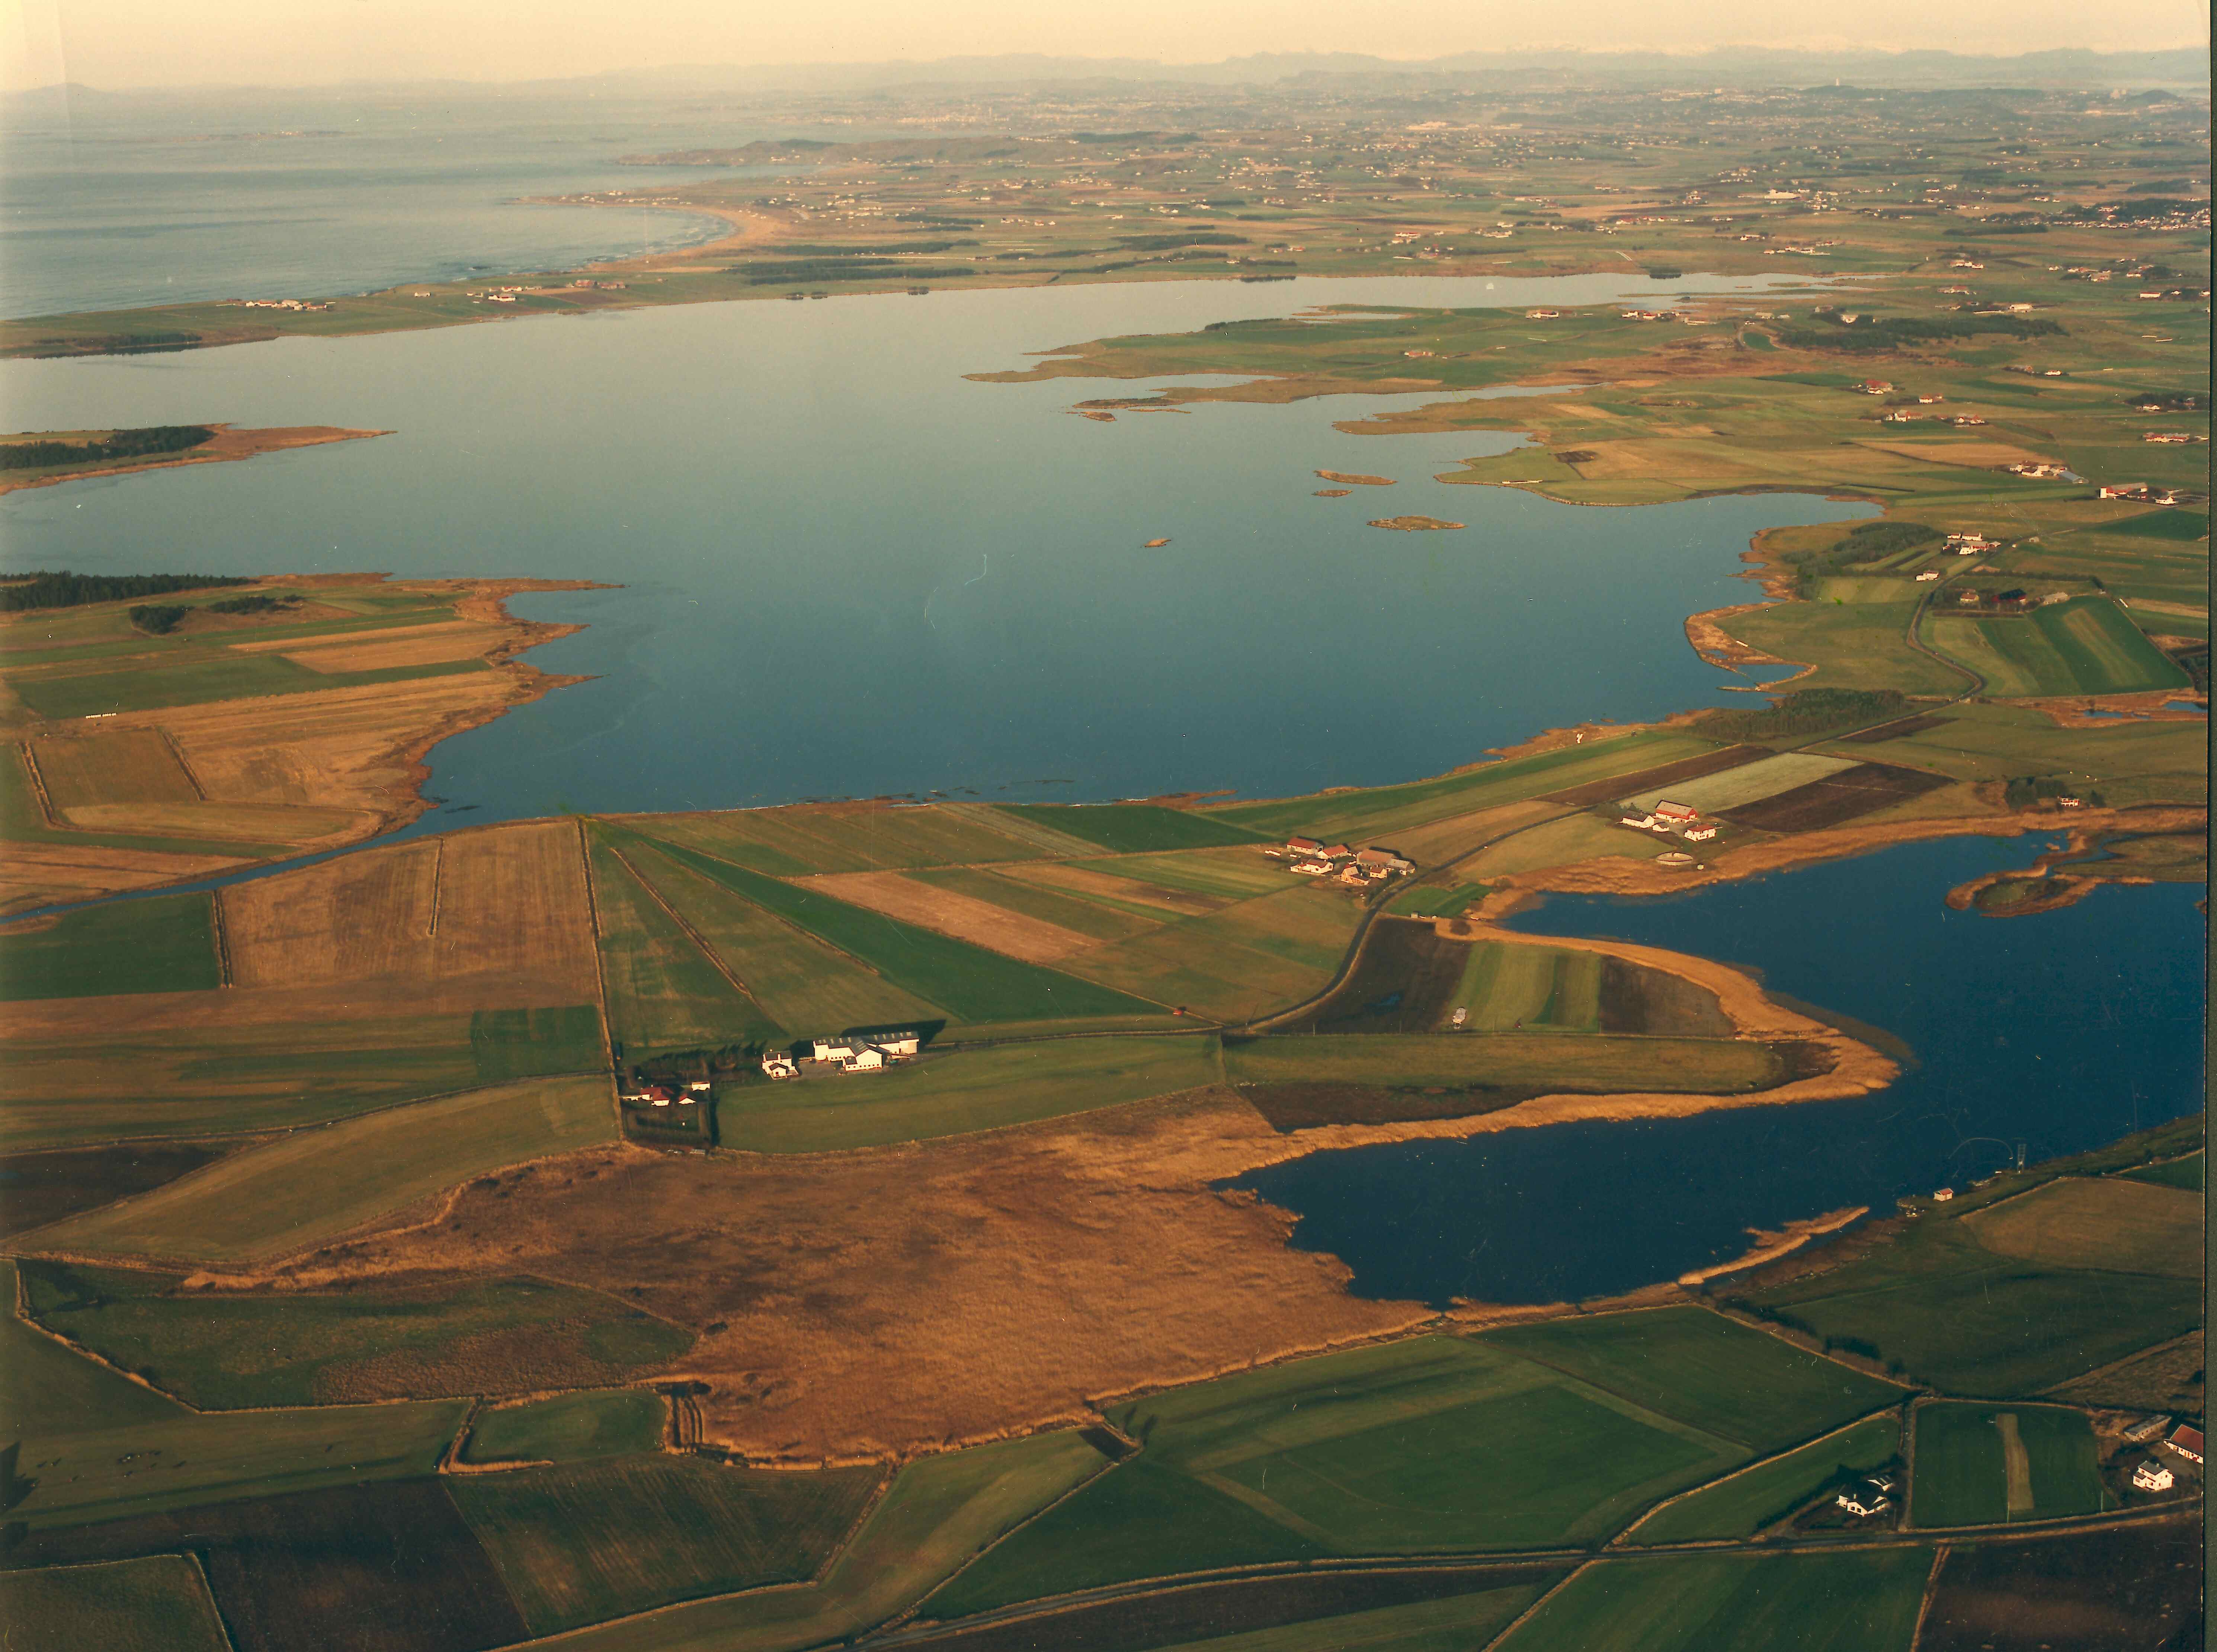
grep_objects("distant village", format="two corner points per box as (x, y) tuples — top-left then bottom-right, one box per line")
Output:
(1270, 838), (1417, 884)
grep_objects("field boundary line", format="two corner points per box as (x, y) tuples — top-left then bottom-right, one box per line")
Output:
(2038, 1328), (2203, 1397)
(1478, 1557), (1592, 1650)
(158, 726), (211, 801)
(1611, 1402), (1905, 1546)
(1697, 1299), (1918, 1388)
(612, 827), (900, 984)
(1908, 1543), (1949, 1648)
(573, 817), (621, 1126)
(16, 740), (64, 827)
(426, 836), (444, 937)
(602, 838), (759, 999)
(208, 886), (234, 987)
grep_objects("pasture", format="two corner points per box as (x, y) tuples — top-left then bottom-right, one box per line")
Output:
(1451, 941), (1602, 1033)
(625, 800), (1066, 876)
(718, 1035), (1221, 1153)
(993, 803), (1268, 852)
(538, 1430), (1111, 1652)
(1625, 1414), (1902, 1544)
(1625, 752), (1860, 816)
(801, 868), (1122, 964)
(1911, 1402), (2107, 1527)
(633, 833), (1163, 1024)
(1222, 1032), (1781, 1095)
(1923, 598), (2190, 697)
(1718, 762), (1952, 833)
(0, 1556), (232, 1652)
(451, 1454), (884, 1635)
(1143, 1583), (1557, 1652)
(461, 1389), (667, 1464)
(0, 1259), (186, 1438)
(7, 1394), (467, 1530)
(2125, 1151), (2204, 1191)
(20, 1262), (691, 1409)
(933, 1336), (1750, 1615)
(1496, 1548), (1931, 1652)
(1067, 848), (1289, 902)
(1460, 812), (1680, 880)
(0, 1141), (233, 1239)
(588, 833), (784, 1056)
(27, 729), (202, 808)
(0, 893), (220, 1001)
(1963, 1176), (2201, 1279)
(1061, 882), (1359, 1021)
(23, 1073), (615, 1263)
(907, 864), (1165, 945)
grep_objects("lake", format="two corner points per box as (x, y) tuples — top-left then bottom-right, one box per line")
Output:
(1230, 833), (2207, 1307)
(0, 269), (1854, 817)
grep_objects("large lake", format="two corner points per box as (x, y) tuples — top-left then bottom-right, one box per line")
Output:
(0, 270), (1854, 817)
(1232, 833), (2207, 1307)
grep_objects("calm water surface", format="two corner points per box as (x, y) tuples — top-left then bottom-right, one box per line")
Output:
(1232, 834), (2206, 1307)
(0, 270), (1849, 816)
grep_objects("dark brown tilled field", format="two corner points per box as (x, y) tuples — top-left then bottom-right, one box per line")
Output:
(2, 1478), (527, 1652)
(1916, 1518), (2204, 1652)
(0, 1142), (239, 1239)
(1540, 744), (1772, 807)
(1719, 763), (1954, 832)
(1596, 957), (1732, 1038)
(1287, 919), (1467, 1035)
(898, 1562), (1567, 1652)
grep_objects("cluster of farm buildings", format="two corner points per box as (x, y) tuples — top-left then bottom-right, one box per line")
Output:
(1617, 800), (1719, 843)
(620, 1079), (712, 1109)
(2125, 1416), (2203, 1494)
(1274, 838), (1416, 885)
(760, 1030), (923, 1080)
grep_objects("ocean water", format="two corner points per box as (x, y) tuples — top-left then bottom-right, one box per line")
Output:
(0, 89), (837, 318)
(0, 269), (1856, 816)
(1231, 834), (2207, 1306)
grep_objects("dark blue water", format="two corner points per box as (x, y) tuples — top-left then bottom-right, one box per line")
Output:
(1232, 834), (2206, 1307)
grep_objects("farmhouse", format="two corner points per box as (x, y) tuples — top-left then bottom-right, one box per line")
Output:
(2134, 1459), (2177, 1492)
(812, 1031), (921, 1063)
(1835, 1479), (1892, 1517)
(761, 1053), (799, 1080)
(2123, 1414), (2172, 1444)
(1291, 858), (1332, 875)
(2166, 1425), (2203, 1464)
(1653, 801), (1699, 826)
(1317, 843), (1352, 861)
(1286, 836), (1323, 855)
(1354, 847), (1415, 875)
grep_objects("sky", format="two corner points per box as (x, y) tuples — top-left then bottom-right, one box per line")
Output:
(3, 0), (2209, 91)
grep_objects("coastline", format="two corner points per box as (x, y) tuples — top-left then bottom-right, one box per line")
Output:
(0, 424), (389, 496)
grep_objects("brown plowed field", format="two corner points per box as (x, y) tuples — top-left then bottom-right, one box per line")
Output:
(1718, 762), (1953, 832)
(0, 842), (242, 914)
(1541, 744), (1771, 807)
(28, 729), (201, 807)
(224, 618), (490, 655)
(1917, 1517), (2203, 1652)
(225, 820), (596, 998)
(801, 870), (1101, 963)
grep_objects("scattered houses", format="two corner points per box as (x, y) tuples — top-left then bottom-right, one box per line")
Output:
(1278, 840), (1413, 883)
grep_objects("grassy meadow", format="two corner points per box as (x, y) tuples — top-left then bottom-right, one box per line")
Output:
(1223, 1032), (1781, 1094)
(1911, 1402), (2108, 1527)
(1923, 597), (2191, 697)
(1625, 1414), (1903, 1544)
(0, 894), (220, 1001)
(0, 1555), (233, 1652)
(461, 1390), (668, 1464)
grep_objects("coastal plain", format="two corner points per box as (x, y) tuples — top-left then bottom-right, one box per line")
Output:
(0, 68), (2206, 1652)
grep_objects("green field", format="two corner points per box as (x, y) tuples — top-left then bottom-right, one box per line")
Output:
(0, 1556), (232, 1652)
(19, 1262), (691, 1410)
(467, 1005), (605, 1081)
(1479, 1310), (1904, 1457)
(1911, 1402), (2108, 1527)
(6, 650), (487, 719)
(616, 835), (951, 1030)
(1147, 1582), (1559, 1652)
(462, 1389), (668, 1464)
(1209, 732), (1713, 841)
(1451, 942), (1602, 1032)
(930, 1335), (1751, 1616)
(623, 801), (1064, 876)
(993, 803), (1269, 852)
(0, 1261), (186, 1438)
(451, 1454), (884, 1634)
(1626, 1414), (1902, 1544)
(631, 833), (1163, 1024)
(1069, 849), (1292, 902)
(589, 834), (784, 1057)
(722, 1034), (1221, 1152)
(1060, 881), (1360, 1021)
(536, 1430), (1111, 1652)
(1735, 1192), (2204, 1396)
(1625, 752), (1858, 814)
(1497, 1548), (1931, 1652)
(8, 1393), (467, 1529)
(2124, 1152), (2204, 1191)
(1385, 881), (1488, 918)
(1923, 597), (2191, 697)
(0, 893), (220, 1001)
(23, 1074), (615, 1262)
(909, 864), (1164, 944)
(1223, 1032), (1781, 1094)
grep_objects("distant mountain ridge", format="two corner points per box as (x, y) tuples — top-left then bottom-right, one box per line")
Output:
(6, 45), (2208, 102)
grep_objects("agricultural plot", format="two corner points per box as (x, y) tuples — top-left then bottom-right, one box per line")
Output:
(20, 1261), (691, 1410)
(938, 1336), (1749, 1615)
(1458, 811), (1682, 880)
(0, 1556), (232, 1652)
(1717, 762), (1953, 832)
(6, 1391), (467, 1530)
(1732, 1203), (2203, 1396)
(0, 893), (220, 1001)
(0, 1260), (188, 1440)
(1449, 941), (1602, 1033)
(993, 803), (1269, 852)
(906, 864), (1165, 945)
(1923, 597), (2190, 698)
(1478, 1309), (1904, 1459)
(2124, 1151), (2204, 1191)
(626, 800), (1064, 876)
(616, 837), (945, 1034)
(1963, 1176), (2201, 1280)
(451, 1454), (884, 1635)
(1539, 745), (1772, 808)
(1625, 752), (1860, 816)
(1496, 1547), (1931, 1652)
(1625, 1414), (1902, 1544)
(26, 729), (202, 809)
(0, 1141), (234, 1238)
(8, 648), (489, 719)
(1720, 598), (1971, 697)
(1384, 881), (1487, 918)
(538, 1430), (1111, 1652)
(1135, 1582), (1558, 1652)
(461, 1390), (668, 1465)
(589, 834), (784, 1056)
(994, 858), (1225, 918)
(1223, 1032), (1780, 1096)
(25, 1074), (615, 1263)
(629, 834), (1162, 1025)
(801, 869), (1121, 964)
(1911, 1402), (2107, 1527)
(1207, 733), (1709, 843)
(719, 1034), (1221, 1153)
(1058, 882), (1359, 1022)
(1812, 700), (2207, 803)
(1917, 1517), (2204, 1652)
(1069, 848), (1291, 903)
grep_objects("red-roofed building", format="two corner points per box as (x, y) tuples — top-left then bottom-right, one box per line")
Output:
(2167, 1425), (2204, 1463)
(1286, 836), (1323, 856)
(1318, 843), (1352, 861)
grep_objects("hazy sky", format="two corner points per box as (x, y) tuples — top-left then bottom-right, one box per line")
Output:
(4, 0), (2209, 91)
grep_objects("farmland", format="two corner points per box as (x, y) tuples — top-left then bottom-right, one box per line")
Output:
(587, 832), (784, 1056)
(996, 803), (1269, 852)
(0, 1555), (232, 1652)
(1625, 1414), (1903, 1544)
(1222, 1032), (1784, 1096)
(461, 1389), (668, 1464)
(1917, 1518), (2205, 1652)
(449, 1454), (884, 1634)
(1057, 882), (1361, 1022)
(22, 1073), (615, 1262)
(1494, 1548), (1932, 1652)
(20, 1262), (692, 1409)
(0, 893), (219, 1001)
(1911, 1402), (2108, 1527)
(1923, 598), (2192, 697)
(622, 798), (1072, 876)
(0, 1140), (234, 1238)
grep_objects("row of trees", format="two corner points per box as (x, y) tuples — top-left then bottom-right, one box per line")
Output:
(0, 570), (247, 612)
(0, 425), (214, 473)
